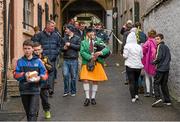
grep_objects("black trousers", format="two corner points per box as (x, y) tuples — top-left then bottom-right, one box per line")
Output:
(21, 94), (39, 121)
(126, 66), (141, 98)
(154, 71), (171, 102)
(48, 61), (56, 92)
(40, 88), (50, 111)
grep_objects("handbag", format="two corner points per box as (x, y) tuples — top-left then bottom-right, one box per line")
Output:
(87, 59), (96, 71)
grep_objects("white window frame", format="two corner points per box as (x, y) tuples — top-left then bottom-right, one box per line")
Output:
(24, 0), (34, 30)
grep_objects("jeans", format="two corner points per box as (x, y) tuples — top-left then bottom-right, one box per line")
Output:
(62, 59), (78, 94)
(138, 75), (145, 87)
(21, 94), (39, 121)
(154, 71), (171, 102)
(126, 66), (141, 98)
(40, 88), (50, 112)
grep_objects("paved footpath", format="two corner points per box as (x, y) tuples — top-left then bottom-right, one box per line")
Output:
(34, 55), (180, 121)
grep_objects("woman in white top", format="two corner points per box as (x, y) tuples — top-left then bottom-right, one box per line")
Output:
(123, 28), (144, 102)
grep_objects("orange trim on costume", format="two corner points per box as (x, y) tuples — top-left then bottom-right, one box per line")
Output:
(41, 71), (48, 80)
(13, 72), (25, 79)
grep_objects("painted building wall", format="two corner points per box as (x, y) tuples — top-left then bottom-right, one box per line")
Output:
(0, 0), (61, 95)
(12, 0), (54, 60)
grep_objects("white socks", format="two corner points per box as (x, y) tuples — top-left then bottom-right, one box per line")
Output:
(91, 84), (98, 99)
(83, 83), (98, 99)
(83, 83), (90, 99)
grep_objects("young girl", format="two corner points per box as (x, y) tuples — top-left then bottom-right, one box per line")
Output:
(142, 30), (157, 97)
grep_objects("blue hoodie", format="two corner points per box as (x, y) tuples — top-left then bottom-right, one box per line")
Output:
(14, 56), (47, 95)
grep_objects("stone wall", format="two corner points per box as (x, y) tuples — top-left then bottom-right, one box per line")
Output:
(143, 0), (180, 101)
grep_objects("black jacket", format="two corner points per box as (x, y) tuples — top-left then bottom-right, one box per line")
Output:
(153, 41), (171, 72)
(61, 35), (81, 59)
(121, 31), (130, 54)
(96, 30), (109, 44)
(31, 30), (61, 62)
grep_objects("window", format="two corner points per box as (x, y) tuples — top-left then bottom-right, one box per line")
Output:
(134, 1), (140, 22)
(38, 4), (42, 31)
(23, 0), (34, 30)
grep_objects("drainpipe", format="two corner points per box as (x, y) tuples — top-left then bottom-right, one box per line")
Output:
(112, 0), (118, 54)
(133, 0), (135, 23)
(1, 0), (9, 110)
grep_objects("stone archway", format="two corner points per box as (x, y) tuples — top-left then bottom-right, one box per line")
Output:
(62, 0), (106, 26)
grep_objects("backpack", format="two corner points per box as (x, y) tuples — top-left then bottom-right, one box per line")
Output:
(136, 28), (147, 44)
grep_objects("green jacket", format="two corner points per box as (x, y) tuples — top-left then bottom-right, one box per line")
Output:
(80, 38), (110, 65)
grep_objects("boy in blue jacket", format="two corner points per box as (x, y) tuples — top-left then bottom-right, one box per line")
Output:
(14, 39), (47, 121)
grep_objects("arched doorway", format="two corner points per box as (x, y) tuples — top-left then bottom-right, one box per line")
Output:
(62, 0), (106, 26)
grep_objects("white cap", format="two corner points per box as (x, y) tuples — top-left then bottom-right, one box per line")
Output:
(126, 20), (133, 24)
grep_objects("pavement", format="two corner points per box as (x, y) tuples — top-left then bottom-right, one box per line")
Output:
(0, 97), (25, 121)
(1, 54), (180, 121)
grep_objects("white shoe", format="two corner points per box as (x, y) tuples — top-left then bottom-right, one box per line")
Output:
(71, 94), (76, 97)
(63, 93), (68, 97)
(135, 95), (139, 100)
(132, 98), (136, 103)
(152, 99), (163, 107)
(163, 102), (172, 106)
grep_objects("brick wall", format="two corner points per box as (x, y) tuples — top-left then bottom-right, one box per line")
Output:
(143, 0), (180, 101)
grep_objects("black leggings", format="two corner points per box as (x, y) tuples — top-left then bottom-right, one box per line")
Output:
(126, 66), (141, 98)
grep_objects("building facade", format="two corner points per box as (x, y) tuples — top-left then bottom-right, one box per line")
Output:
(0, 0), (61, 93)
(0, 0), (4, 90)
(118, 0), (180, 101)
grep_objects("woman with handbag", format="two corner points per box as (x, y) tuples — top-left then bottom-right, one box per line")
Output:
(79, 28), (110, 106)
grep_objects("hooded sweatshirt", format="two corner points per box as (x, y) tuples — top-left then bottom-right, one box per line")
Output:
(142, 37), (157, 76)
(14, 56), (47, 95)
(123, 29), (144, 69)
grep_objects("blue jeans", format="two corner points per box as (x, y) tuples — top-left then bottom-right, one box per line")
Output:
(62, 59), (78, 94)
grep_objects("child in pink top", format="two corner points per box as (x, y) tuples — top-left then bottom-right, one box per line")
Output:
(142, 29), (157, 96)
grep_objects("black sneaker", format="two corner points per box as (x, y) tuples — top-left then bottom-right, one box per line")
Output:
(84, 99), (90, 106)
(124, 81), (128, 85)
(152, 99), (163, 107)
(48, 89), (54, 95)
(91, 99), (96, 105)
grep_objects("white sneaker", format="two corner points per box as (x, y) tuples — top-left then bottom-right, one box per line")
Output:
(164, 102), (172, 106)
(132, 98), (136, 103)
(135, 95), (139, 100)
(152, 99), (163, 107)
(63, 93), (68, 97)
(71, 94), (76, 97)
